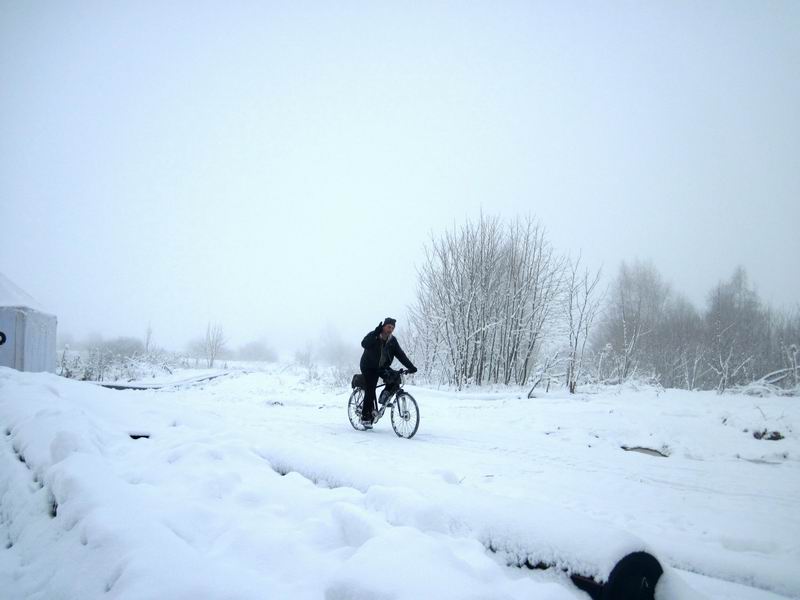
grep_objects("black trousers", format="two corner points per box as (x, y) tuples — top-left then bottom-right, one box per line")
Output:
(360, 368), (398, 420)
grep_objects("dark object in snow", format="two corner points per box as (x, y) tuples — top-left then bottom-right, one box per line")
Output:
(606, 552), (663, 600)
(497, 546), (663, 600)
(570, 552), (663, 600)
(753, 429), (784, 441)
(621, 446), (669, 458)
(128, 432), (150, 440)
(0, 331), (6, 345)
(740, 456), (782, 465)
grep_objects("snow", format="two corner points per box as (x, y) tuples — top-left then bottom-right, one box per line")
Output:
(91, 369), (235, 390)
(1, 365), (798, 599)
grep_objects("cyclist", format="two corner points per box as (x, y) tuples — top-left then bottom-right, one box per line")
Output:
(359, 317), (417, 428)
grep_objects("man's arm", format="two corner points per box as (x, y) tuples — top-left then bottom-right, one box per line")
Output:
(392, 339), (417, 372)
(361, 323), (383, 349)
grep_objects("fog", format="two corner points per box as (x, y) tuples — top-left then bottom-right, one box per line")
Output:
(2, 1), (798, 354)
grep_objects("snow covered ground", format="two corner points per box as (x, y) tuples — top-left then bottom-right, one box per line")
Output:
(1, 365), (798, 599)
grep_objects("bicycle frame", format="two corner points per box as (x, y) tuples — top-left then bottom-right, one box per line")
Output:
(374, 372), (406, 421)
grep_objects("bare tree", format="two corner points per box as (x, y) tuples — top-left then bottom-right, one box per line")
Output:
(144, 322), (153, 354)
(654, 295), (704, 389)
(564, 256), (603, 393)
(788, 343), (798, 388)
(527, 349), (563, 397)
(204, 322), (227, 368)
(410, 213), (506, 387)
(703, 268), (764, 392)
(409, 214), (564, 388)
(594, 260), (670, 383)
(707, 329), (752, 393)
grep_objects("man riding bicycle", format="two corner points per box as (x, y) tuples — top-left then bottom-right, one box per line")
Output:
(359, 317), (417, 428)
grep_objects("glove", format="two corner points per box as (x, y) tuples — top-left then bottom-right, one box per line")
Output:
(374, 321), (383, 334)
(407, 366), (418, 374)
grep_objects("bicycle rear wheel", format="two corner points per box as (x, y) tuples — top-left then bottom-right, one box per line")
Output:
(391, 392), (419, 438)
(348, 388), (367, 430)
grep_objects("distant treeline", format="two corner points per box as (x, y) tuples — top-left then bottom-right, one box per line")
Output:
(593, 263), (798, 392)
(57, 326), (279, 381)
(407, 214), (799, 393)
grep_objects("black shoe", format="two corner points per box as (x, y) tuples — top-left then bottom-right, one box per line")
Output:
(361, 419), (373, 429)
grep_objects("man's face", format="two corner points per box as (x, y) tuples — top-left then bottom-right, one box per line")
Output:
(382, 323), (395, 336)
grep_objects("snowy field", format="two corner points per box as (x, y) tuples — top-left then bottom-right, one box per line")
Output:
(1, 365), (798, 600)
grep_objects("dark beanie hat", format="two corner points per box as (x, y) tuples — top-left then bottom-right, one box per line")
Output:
(383, 317), (397, 326)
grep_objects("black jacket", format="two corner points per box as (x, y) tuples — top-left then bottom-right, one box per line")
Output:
(360, 329), (415, 372)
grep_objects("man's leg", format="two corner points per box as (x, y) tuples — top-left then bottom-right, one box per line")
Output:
(380, 368), (399, 396)
(361, 370), (379, 422)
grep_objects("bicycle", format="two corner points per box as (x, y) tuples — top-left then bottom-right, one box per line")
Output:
(347, 369), (420, 438)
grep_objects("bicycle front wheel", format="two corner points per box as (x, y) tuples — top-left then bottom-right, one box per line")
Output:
(391, 392), (419, 439)
(347, 388), (367, 431)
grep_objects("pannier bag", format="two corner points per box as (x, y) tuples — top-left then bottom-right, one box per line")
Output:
(351, 373), (366, 389)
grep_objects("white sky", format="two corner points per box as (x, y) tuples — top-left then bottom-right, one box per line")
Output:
(1, 1), (798, 352)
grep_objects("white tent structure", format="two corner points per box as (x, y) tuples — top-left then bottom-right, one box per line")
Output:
(0, 273), (57, 373)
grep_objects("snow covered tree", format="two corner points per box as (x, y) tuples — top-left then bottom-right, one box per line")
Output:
(564, 256), (603, 393)
(702, 268), (767, 392)
(593, 261), (671, 383)
(204, 322), (227, 368)
(409, 214), (563, 388)
(144, 322), (153, 354)
(655, 295), (704, 390)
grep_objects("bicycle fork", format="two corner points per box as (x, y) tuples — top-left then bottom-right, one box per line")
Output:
(394, 394), (409, 419)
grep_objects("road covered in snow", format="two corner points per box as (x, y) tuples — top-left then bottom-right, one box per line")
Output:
(1, 365), (798, 599)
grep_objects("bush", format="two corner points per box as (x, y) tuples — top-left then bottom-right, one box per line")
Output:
(57, 346), (187, 382)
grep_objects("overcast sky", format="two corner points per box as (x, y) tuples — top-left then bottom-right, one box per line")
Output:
(1, 1), (798, 353)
